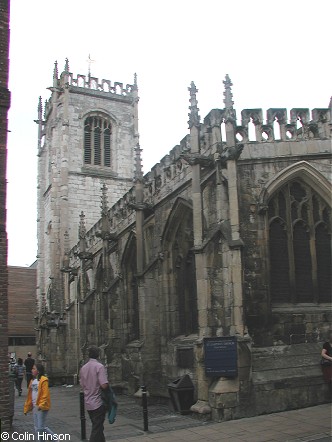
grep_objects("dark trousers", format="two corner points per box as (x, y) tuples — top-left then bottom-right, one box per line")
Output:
(88, 405), (106, 442)
(26, 372), (33, 388)
(15, 377), (23, 395)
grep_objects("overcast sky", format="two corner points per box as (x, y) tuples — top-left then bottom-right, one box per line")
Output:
(6, 0), (331, 267)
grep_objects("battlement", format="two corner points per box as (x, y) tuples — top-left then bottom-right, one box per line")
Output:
(235, 107), (331, 143)
(41, 61), (137, 121)
(148, 105), (331, 176)
(51, 59), (136, 97)
(140, 105), (331, 202)
(58, 71), (136, 96)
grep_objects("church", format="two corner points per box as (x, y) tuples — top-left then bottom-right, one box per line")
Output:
(35, 60), (331, 420)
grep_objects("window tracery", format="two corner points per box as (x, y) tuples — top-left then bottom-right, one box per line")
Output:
(84, 115), (112, 167)
(172, 219), (198, 336)
(268, 180), (331, 303)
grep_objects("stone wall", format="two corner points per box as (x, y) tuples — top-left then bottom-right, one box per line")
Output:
(0, 0), (11, 430)
(250, 342), (329, 415)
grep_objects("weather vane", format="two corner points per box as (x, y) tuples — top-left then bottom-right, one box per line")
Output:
(87, 54), (95, 78)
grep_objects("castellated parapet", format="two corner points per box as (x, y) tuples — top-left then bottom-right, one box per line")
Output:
(71, 100), (331, 260)
(59, 68), (136, 95)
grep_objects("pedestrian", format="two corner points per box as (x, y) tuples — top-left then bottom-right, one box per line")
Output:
(24, 363), (55, 440)
(9, 356), (16, 373)
(24, 352), (35, 388)
(14, 357), (26, 396)
(321, 330), (332, 395)
(80, 345), (109, 442)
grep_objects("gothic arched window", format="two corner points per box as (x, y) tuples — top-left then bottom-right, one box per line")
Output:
(172, 217), (198, 336)
(268, 180), (331, 303)
(122, 236), (139, 342)
(162, 199), (198, 338)
(84, 115), (112, 167)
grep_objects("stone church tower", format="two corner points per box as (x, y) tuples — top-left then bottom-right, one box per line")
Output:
(36, 60), (138, 312)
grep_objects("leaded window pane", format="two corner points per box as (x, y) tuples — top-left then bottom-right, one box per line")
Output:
(315, 224), (332, 302)
(84, 123), (91, 164)
(94, 126), (101, 165)
(293, 222), (313, 302)
(269, 220), (290, 302)
(104, 128), (111, 167)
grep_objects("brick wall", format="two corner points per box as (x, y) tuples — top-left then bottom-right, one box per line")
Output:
(0, 0), (11, 430)
(8, 266), (37, 337)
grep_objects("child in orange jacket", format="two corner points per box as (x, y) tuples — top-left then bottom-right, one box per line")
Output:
(24, 363), (54, 438)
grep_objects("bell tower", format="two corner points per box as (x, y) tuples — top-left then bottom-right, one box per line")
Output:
(36, 59), (138, 312)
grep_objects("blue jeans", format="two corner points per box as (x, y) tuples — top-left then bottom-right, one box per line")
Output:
(33, 407), (54, 440)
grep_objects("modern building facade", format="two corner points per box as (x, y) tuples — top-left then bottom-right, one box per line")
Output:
(8, 264), (37, 359)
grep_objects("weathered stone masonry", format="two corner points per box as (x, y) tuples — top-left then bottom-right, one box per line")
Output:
(0, 0), (11, 430)
(36, 62), (331, 421)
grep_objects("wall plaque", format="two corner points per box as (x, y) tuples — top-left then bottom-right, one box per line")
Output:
(204, 337), (237, 377)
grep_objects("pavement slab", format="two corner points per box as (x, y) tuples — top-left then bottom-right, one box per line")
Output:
(8, 383), (331, 442)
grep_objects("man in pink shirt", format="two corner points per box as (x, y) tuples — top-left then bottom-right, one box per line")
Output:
(80, 346), (109, 442)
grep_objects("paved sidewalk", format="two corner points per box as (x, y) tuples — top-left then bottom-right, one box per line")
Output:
(10, 384), (331, 441)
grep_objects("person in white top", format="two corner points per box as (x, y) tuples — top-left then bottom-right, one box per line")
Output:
(24, 363), (55, 440)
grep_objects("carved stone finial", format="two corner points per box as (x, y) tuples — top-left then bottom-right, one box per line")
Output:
(78, 212), (92, 260)
(188, 81), (200, 129)
(38, 96), (43, 117)
(78, 211), (93, 260)
(64, 58), (70, 73)
(43, 99), (48, 119)
(79, 211), (86, 240)
(100, 183), (109, 217)
(134, 143), (143, 181)
(223, 74), (234, 109)
(62, 231), (70, 270)
(100, 184), (112, 237)
(223, 74), (236, 123)
(53, 61), (58, 79)
(132, 73), (138, 92)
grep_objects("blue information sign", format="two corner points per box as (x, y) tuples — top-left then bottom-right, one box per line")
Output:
(204, 337), (238, 377)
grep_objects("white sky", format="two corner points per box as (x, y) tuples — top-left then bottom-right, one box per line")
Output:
(6, 0), (331, 267)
